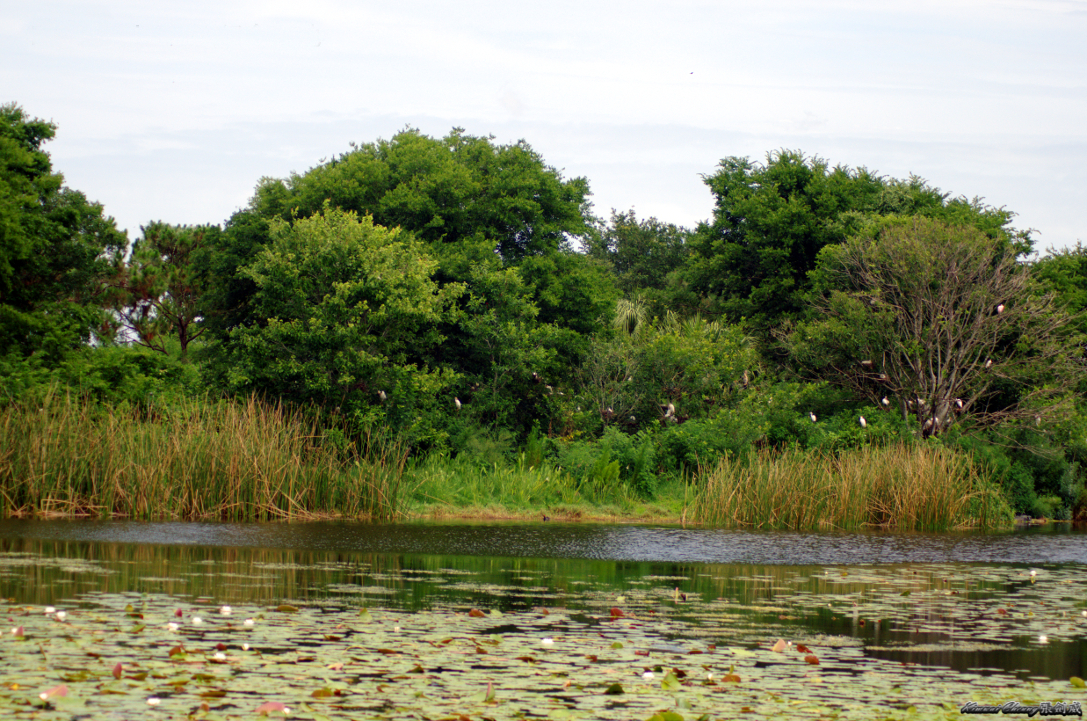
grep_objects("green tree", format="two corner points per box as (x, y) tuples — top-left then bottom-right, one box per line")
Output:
(788, 217), (1080, 436)
(0, 103), (126, 362)
(249, 127), (590, 262)
(585, 210), (691, 296)
(219, 206), (463, 445)
(112, 222), (217, 360)
(686, 150), (1028, 335)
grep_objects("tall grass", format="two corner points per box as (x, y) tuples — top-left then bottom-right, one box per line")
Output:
(0, 391), (405, 521)
(690, 444), (1012, 531)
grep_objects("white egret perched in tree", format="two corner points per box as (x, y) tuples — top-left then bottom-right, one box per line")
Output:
(809, 412), (817, 422)
(454, 397), (462, 411)
(377, 390), (386, 402)
(858, 416), (867, 428)
(881, 397), (890, 406)
(996, 303), (1005, 314)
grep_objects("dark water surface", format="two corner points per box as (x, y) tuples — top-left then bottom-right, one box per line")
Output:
(0, 519), (1084, 684)
(1, 518), (1085, 564)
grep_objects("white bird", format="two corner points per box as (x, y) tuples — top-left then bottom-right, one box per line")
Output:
(858, 416), (867, 428)
(881, 397), (890, 407)
(809, 412), (817, 423)
(996, 303), (1005, 314)
(664, 403), (675, 419)
(985, 359), (993, 368)
(545, 385), (554, 395)
(377, 390), (386, 402)
(454, 397), (462, 411)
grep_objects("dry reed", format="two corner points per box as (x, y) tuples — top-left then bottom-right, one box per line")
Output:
(689, 444), (1011, 531)
(0, 390), (405, 521)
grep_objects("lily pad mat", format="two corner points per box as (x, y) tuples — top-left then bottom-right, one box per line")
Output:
(2, 593), (1084, 720)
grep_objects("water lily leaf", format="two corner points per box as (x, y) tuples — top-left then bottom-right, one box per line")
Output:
(610, 607), (625, 618)
(312, 686), (335, 698)
(274, 605), (299, 613)
(1071, 677), (1086, 688)
(611, 641), (624, 649)
(604, 682), (624, 694)
(661, 671), (683, 692)
(804, 654), (820, 665)
(469, 608), (486, 618)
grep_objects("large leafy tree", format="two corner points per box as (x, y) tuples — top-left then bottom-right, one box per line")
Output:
(249, 127), (590, 262)
(0, 103), (126, 361)
(220, 206), (464, 444)
(686, 150), (1028, 335)
(788, 217), (1081, 436)
(200, 128), (614, 438)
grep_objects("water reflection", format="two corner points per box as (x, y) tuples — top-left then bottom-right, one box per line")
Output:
(0, 518), (1085, 564)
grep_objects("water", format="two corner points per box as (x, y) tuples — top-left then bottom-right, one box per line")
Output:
(0, 519), (1084, 683)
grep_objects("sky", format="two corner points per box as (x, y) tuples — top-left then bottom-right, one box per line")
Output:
(4, 0), (1086, 253)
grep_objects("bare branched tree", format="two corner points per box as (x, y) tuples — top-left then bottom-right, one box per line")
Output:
(788, 217), (1083, 436)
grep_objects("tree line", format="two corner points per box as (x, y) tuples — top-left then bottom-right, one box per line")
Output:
(3, 102), (1086, 519)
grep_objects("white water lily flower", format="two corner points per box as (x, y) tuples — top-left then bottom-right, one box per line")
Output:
(44, 606), (55, 614)
(244, 618), (255, 627)
(1039, 634), (1048, 644)
(642, 671), (654, 679)
(1082, 611), (1086, 618)
(147, 697), (161, 706)
(393, 626), (400, 632)
(219, 606), (232, 616)
(167, 622), (179, 632)
(192, 617), (202, 625)
(540, 637), (554, 645)
(54, 611), (66, 621)
(213, 652), (226, 660)
(242, 643), (250, 651)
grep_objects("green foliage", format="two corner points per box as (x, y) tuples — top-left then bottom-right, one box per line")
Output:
(686, 150), (1028, 335)
(585, 210), (691, 316)
(219, 205), (463, 447)
(250, 127), (591, 262)
(791, 217), (1082, 438)
(0, 104), (127, 362)
(110, 222), (217, 359)
(573, 309), (757, 436)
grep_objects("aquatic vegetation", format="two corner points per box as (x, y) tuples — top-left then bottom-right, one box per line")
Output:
(1, 543), (1085, 719)
(1, 592), (1083, 720)
(691, 444), (1013, 531)
(0, 392), (406, 521)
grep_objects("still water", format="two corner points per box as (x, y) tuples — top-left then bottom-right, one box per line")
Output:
(0, 520), (1084, 684)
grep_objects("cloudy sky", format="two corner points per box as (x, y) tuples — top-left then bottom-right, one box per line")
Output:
(4, 1), (1085, 251)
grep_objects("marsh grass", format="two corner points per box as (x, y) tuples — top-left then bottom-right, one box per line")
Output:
(406, 452), (650, 518)
(690, 444), (1012, 531)
(0, 390), (405, 521)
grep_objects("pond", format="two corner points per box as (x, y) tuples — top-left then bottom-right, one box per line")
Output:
(0, 520), (1084, 720)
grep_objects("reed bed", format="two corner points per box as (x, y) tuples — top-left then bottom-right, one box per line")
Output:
(0, 391), (405, 521)
(690, 444), (1011, 531)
